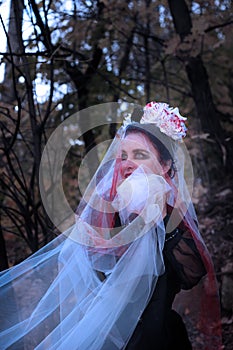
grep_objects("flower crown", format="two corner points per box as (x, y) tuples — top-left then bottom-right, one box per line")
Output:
(123, 101), (187, 141)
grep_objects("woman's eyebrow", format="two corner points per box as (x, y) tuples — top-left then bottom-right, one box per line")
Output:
(121, 148), (150, 155)
(132, 148), (150, 154)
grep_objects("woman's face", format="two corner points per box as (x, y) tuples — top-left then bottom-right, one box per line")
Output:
(120, 132), (169, 179)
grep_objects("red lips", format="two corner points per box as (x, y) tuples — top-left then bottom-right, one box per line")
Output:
(124, 172), (132, 178)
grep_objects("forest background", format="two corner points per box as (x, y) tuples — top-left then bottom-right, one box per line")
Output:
(0, 0), (233, 348)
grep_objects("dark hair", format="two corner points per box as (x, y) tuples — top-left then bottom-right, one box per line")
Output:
(125, 122), (177, 178)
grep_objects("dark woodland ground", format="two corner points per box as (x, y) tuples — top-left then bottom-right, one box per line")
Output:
(194, 176), (233, 350)
(4, 175), (233, 349)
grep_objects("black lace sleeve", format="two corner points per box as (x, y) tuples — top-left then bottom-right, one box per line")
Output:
(163, 223), (207, 290)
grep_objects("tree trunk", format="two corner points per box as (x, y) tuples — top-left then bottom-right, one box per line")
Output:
(185, 56), (223, 139)
(0, 215), (9, 271)
(2, 0), (24, 102)
(64, 4), (105, 177)
(168, 0), (224, 139)
(168, 0), (192, 39)
(64, 62), (100, 177)
(167, 0), (233, 174)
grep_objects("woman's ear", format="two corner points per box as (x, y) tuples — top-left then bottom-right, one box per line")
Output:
(161, 159), (172, 175)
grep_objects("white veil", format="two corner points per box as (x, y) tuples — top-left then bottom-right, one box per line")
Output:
(0, 102), (222, 350)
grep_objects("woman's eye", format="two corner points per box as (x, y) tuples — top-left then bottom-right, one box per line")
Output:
(134, 152), (148, 159)
(121, 153), (127, 160)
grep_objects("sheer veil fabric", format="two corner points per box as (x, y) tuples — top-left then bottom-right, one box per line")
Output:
(0, 112), (222, 349)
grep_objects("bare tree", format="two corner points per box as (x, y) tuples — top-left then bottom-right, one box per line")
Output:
(168, 0), (233, 173)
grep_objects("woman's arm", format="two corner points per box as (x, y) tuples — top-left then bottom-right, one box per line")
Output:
(163, 215), (207, 290)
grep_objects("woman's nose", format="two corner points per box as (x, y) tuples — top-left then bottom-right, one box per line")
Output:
(121, 159), (137, 177)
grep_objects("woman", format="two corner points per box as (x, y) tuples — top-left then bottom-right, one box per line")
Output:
(0, 102), (222, 349)
(120, 113), (205, 349)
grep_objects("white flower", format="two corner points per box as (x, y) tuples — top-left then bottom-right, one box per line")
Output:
(141, 102), (187, 141)
(122, 113), (132, 127)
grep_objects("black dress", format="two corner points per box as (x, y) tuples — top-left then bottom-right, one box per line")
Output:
(125, 211), (206, 350)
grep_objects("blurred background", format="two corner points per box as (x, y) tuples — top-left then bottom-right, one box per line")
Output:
(0, 0), (232, 347)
